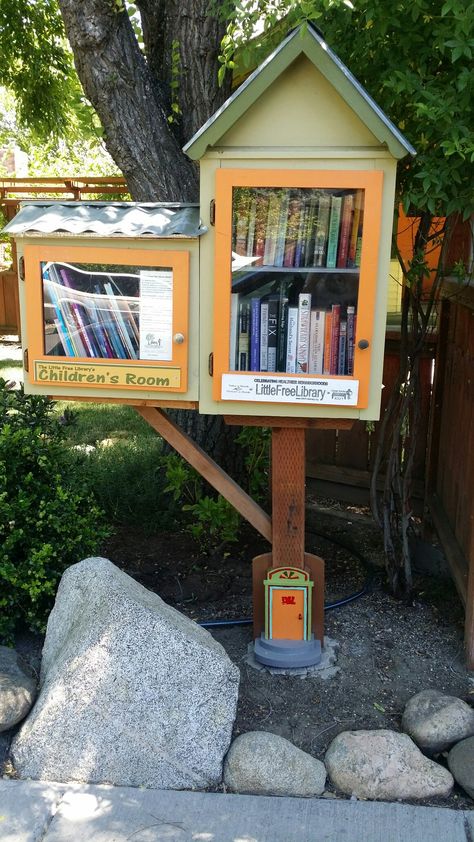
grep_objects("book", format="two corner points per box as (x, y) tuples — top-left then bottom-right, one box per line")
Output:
(259, 300), (269, 370)
(326, 195), (343, 268)
(313, 193), (330, 266)
(338, 319), (347, 375)
(273, 190), (290, 267)
(254, 194), (269, 265)
(337, 193), (355, 268)
(296, 292), (312, 373)
(346, 305), (356, 375)
(308, 309), (326, 375)
(266, 295), (279, 371)
(283, 195), (302, 267)
(304, 195), (318, 266)
(277, 298), (289, 372)
(323, 310), (333, 374)
(246, 197), (257, 257)
(348, 190), (363, 267)
(263, 192), (282, 265)
(249, 297), (261, 371)
(294, 200), (308, 268)
(329, 303), (341, 374)
(234, 191), (250, 256)
(237, 299), (250, 370)
(229, 292), (239, 369)
(285, 306), (298, 373)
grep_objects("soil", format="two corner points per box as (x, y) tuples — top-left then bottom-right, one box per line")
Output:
(3, 502), (474, 810)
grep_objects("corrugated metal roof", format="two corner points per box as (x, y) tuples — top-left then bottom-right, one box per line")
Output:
(184, 23), (416, 161)
(3, 202), (206, 238)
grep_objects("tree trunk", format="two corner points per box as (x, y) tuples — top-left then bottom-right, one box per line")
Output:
(137, 0), (232, 147)
(58, 0), (199, 201)
(58, 0), (249, 485)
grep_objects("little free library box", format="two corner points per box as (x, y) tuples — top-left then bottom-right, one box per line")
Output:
(4, 24), (414, 666)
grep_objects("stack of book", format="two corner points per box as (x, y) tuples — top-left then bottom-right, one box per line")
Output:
(42, 261), (140, 359)
(229, 288), (357, 377)
(232, 187), (364, 270)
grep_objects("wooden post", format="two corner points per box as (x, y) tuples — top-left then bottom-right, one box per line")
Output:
(271, 427), (306, 569)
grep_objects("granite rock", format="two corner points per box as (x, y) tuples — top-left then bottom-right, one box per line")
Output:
(402, 690), (474, 754)
(224, 731), (326, 797)
(447, 736), (474, 800)
(325, 729), (453, 800)
(0, 647), (37, 732)
(12, 557), (239, 789)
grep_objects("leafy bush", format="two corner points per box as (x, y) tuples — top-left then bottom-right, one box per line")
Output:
(0, 381), (110, 642)
(80, 437), (180, 533)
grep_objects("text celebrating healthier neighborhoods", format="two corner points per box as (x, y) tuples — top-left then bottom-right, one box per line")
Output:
(228, 186), (363, 379)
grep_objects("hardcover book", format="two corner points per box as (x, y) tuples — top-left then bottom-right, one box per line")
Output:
(326, 195), (343, 269)
(308, 308), (326, 375)
(296, 292), (312, 373)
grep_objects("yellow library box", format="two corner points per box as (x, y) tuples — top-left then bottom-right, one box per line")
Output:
(184, 23), (414, 422)
(5, 203), (204, 406)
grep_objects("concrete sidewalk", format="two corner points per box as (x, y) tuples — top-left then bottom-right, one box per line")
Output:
(1, 779), (473, 842)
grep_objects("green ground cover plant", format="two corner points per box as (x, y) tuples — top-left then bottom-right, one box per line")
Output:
(0, 381), (110, 642)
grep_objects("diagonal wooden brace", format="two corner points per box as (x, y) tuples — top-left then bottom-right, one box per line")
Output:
(136, 407), (272, 543)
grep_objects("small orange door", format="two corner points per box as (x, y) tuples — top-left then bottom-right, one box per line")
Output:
(271, 588), (305, 640)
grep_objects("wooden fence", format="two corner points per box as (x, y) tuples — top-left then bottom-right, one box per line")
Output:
(306, 334), (436, 510)
(426, 287), (474, 667)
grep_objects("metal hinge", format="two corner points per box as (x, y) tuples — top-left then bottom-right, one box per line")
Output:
(208, 352), (214, 376)
(209, 199), (215, 226)
(19, 256), (25, 281)
(23, 348), (29, 372)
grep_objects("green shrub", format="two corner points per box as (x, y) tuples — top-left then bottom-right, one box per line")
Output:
(80, 437), (180, 533)
(0, 381), (110, 643)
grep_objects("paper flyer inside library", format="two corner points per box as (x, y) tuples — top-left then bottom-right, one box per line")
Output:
(221, 374), (359, 406)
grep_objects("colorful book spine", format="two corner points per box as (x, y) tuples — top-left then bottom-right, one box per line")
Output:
(104, 282), (137, 359)
(294, 202), (308, 268)
(304, 195), (318, 267)
(238, 300), (250, 370)
(338, 320), (347, 375)
(313, 193), (330, 266)
(260, 300), (269, 370)
(285, 306), (298, 373)
(323, 310), (333, 375)
(249, 297), (261, 371)
(234, 192), (250, 255)
(283, 196), (301, 267)
(296, 292), (312, 373)
(229, 292), (239, 369)
(337, 193), (355, 268)
(277, 298), (289, 372)
(263, 192), (281, 265)
(308, 309), (326, 375)
(246, 198), (257, 257)
(326, 195), (343, 268)
(346, 306), (356, 375)
(273, 191), (290, 267)
(267, 296), (279, 372)
(348, 191), (363, 267)
(329, 303), (341, 375)
(255, 194), (269, 265)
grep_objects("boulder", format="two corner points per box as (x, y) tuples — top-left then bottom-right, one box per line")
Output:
(325, 729), (453, 800)
(447, 736), (474, 800)
(224, 731), (326, 797)
(402, 690), (474, 754)
(0, 647), (37, 732)
(12, 558), (239, 789)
